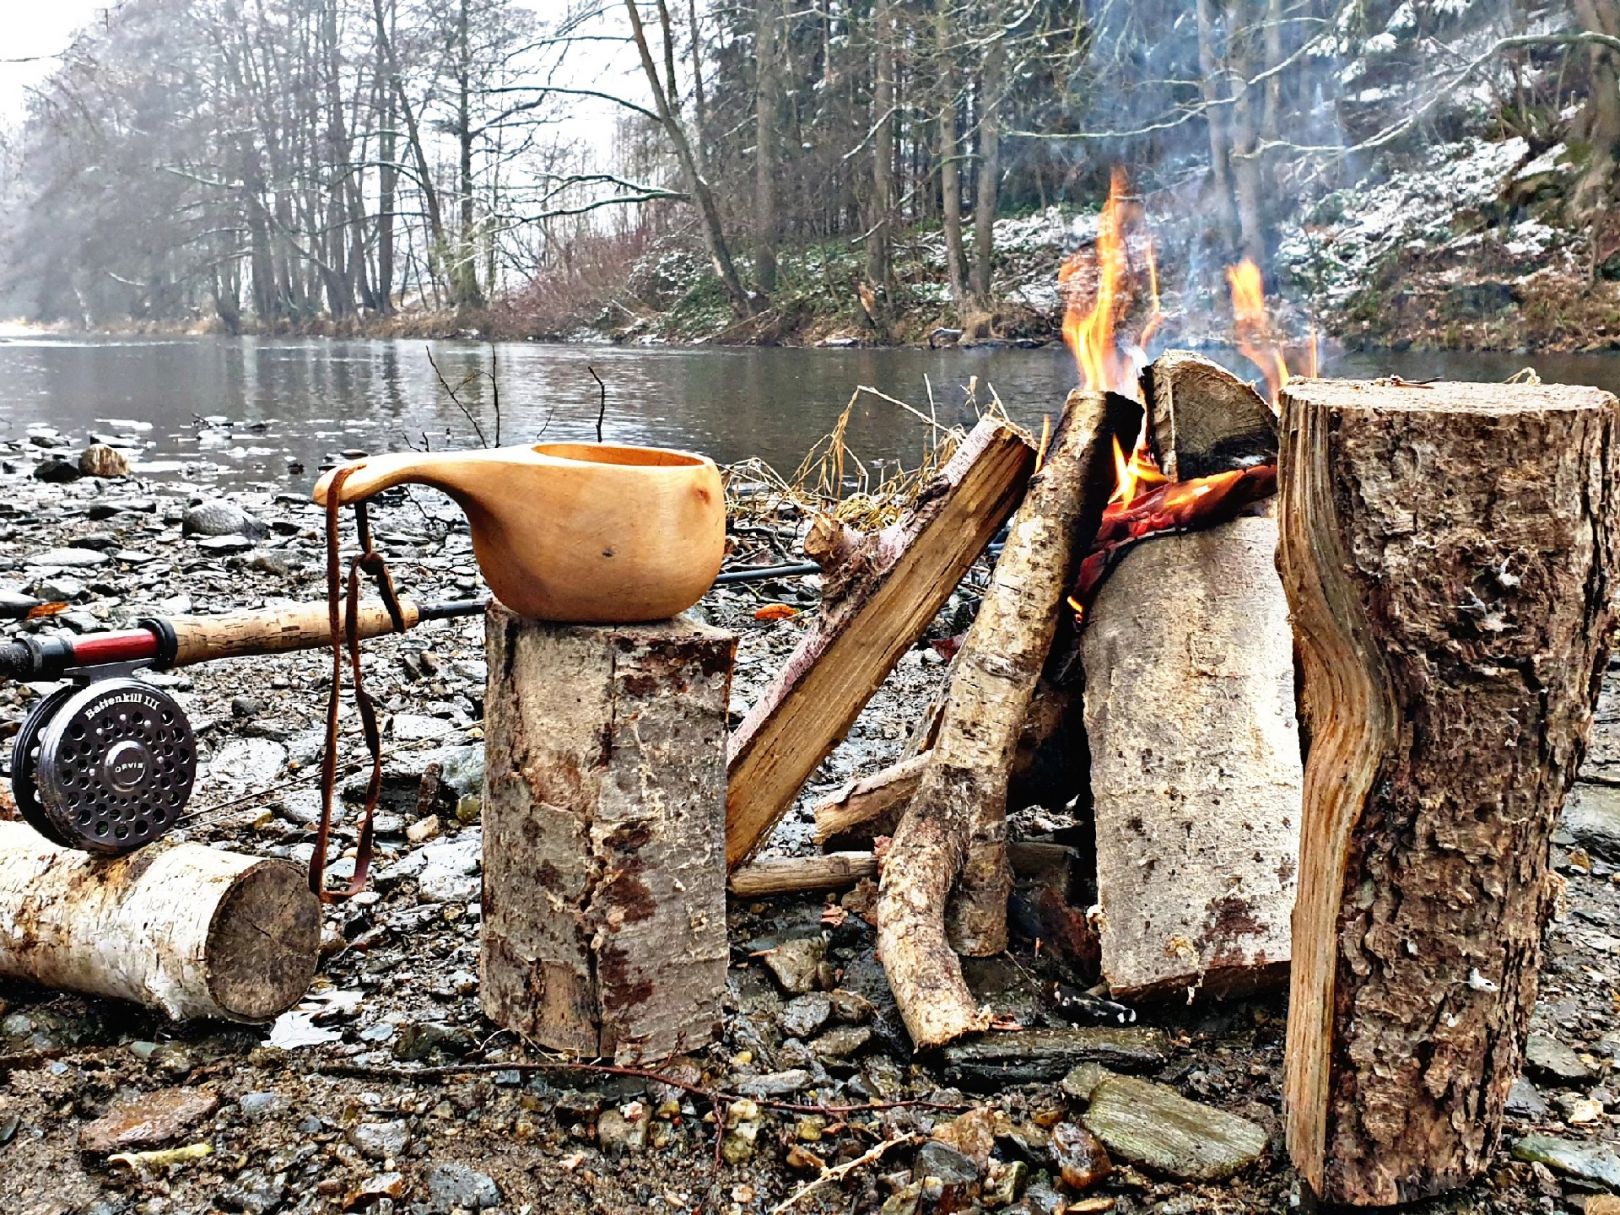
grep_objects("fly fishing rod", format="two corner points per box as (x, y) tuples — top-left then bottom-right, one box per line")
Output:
(0, 560), (820, 855)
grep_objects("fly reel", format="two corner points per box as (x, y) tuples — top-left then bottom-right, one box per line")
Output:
(10, 677), (195, 855)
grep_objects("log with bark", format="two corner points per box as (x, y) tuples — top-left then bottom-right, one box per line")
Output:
(726, 418), (1034, 868)
(1277, 379), (1620, 1206)
(877, 390), (1138, 1050)
(1081, 513), (1301, 999)
(0, 822), (319, 1021)
(728, 851), (877, 899)
(1140, 349), (1276, 479)
(480, 607), (735, 1063)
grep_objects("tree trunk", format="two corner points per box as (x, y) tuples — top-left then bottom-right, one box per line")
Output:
(937, 5), (968, 312)
(1082, 515), (1301, 1000)
(624, 0), (755, 319)
(877, 390), (1138, 1050)
(755, 0), (781, 296)
(1574, 0), (1620, 215)
(453, 0), (484, 313)
(1195, 0), (1241, 250)
(480, 607), (736, 1063)
(372, 0), (446, 293)
(0, 823), (318, 1022)
(377, 0), (397, 313)
(971, 14), (1003, 309)
(1278, 379), (1620, 1206)
(726, 418), (1034, 869)
(865, 0), (896, 331)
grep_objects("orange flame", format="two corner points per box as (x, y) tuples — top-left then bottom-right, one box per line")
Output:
(1059, 168), (1160, 397)
(1226, 258), (1316, 406)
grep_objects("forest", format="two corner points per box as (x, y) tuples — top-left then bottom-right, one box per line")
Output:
(2, 1), (1617, 348)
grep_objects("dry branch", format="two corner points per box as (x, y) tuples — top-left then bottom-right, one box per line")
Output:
(1278, 379), (1620, 1206)
(728, 851), (877, 898)
(726, 418), (1034, 869)
(877, 390), (1137, 1050)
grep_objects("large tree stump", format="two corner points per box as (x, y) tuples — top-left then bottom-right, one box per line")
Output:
(480, 606), (735, 1063)
(0, 822), (318, 1021)
(1081, 514), (1301, 1000)
(1278, 379), (1620, 1206)
(726, 418), (1034, 868)
(878, 390), (1137, 1049)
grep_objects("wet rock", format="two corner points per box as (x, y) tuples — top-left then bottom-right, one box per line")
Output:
(348, 1118), (411, 1160)
(182, 499), (267, 540)
(1511, 1134), (1620, 1188)
(763, 937), (826, 995)
(78, 1087), (220, 1153)
(1564, 784), (1620, 861)
(414, 833), (482, 903)
(781, 992), (832, 1039)
(425, 1162), (501, 1212)
(217, 1170), (288, 1215)
(597, 1104), (648, 1157)
(236, 1092), (283, 1122)
(931, 1107), (997, 1167)
(828, 988), (876, 1024)
(733, 1069), (813, 1098)
(394, 1021), (478, 1061)
(197, 534), (255, 554)
(942, 1027), (1171, 1087)
(1051, 1121), (1112, 1191)
(79, 445), (129, 478)
(1524, 1034), (1594, 1084)
(914, 1139), (980, 1186)
(26, 547), (108, 568)
(1505, 1077), (1548, 1119)
(811, 1024), (872, 1062)
(983, 1159), (1027, 1209)
(33, 458), (81, 483)
(1081, 1075), (1267, 1181)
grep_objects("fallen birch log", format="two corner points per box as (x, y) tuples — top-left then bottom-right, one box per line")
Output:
(1278, 379), (1620, 1206)
(0, 822), (318, 1021)
(878, 390), (1137, 1049)
(1081, 514), (1301, 999)
(727, 419), (1034, 868)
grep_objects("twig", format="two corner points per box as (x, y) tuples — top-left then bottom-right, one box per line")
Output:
(426, 347), (490, 448)
(588, 365), (607, 442)
(489, 346), (502, 446)
(769, 1133), (923, 1214)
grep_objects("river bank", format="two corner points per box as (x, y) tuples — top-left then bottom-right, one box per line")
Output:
(0, 415), (1617, 1213)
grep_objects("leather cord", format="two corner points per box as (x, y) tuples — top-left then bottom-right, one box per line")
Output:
(311, 466), (408, 903)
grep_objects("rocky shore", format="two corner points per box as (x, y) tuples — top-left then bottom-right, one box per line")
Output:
(0, 420), (1617, 1215)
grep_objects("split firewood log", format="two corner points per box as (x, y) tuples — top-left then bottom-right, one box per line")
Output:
(1278, 379), (1620, 1206)
(726, 418), (1034, 869)
(877, 389), (1138, 1050)
(1140, 349), (1277, 479)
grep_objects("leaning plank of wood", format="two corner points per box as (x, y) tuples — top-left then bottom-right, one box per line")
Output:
(729, 851), (877, 899)
(726, 418), (1034, 869)
(878, 390), (1138, 1050)
(1140, 349), (1276, 480)
(0, 822), (318, 1021)
(1278, 379), (1620, 1207)
(481, 606), (736, 1063)
(1081, 514), (1301, 1000)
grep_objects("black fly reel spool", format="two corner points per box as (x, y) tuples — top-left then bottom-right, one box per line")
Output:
(10, 678), (196, 855)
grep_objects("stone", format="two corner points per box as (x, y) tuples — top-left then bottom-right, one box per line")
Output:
(407, 816), (442, 844)
(237, 1093), (284, 1124)
(425, 1162), (501, 1212)
(33, 458), (81, 483)
(1061, 1063), (1113, 1103)
(1080, 1075), (1267, 1182)
(931, 1107), (998, 1167)
(828, 988), (876, 1024)
(811, 1024), (872, 1062)
(26, 547), (108, 568)
(393, 1021), (477, 1062)
(197, 535), (254, 554)
(1511, 1134), (1620, 1189)
(78, 1087), (221, 1153)
(983, 1159), (1028, 1209)
(1563, 784), (1620, 861)
(733, 1069), (813, 1098)
(913, 1139), (980, 1184)
(780, 993), (832, 1039)
(763, 937), (826, 995)
(942, 1027), (1171, 1087)
(1505, 1077), (1549, 1119)
(596, 1107), (648, 1157)
(208, 738), (287, 789)
(1524, 1034), (1595, 1084)
(1586, 1198), (1620, 1215)
(1052, 1121), (1112, 1192)
(182, 499), (267, 540)
(722, 1119), (760, 1164)
(79, 445), (129, 478)
(415, 833), (482, 903)
(348, 1119), (411, 1160)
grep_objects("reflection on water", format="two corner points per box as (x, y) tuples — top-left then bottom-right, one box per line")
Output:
(0, 335), (1615, 485)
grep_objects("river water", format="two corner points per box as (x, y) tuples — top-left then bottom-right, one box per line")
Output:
(2, 334), (1617, 483)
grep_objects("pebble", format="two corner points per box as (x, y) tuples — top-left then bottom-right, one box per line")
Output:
(182, 498), (267, 539)
(596, 1106), (648, 1157)
(1051, 1121), (1112, 1191)
(780, 992), (832, 1039)
(1524, 1034), (1595, 1084)
(811, 1024), (872, 1062)
(197, 534), (255, 554)
(26, 547), (108, 568)
(733, 1069), (813, 1098)
(931, 1107), (997, 1167)
(1511, 1133), (1620, 1188)
(348, 1118), (411, 1160)
(913, 1139), (980, 1184)
(762, 937), (826, 995)
(78, 1087), (220, 1153)
(414, 833), (483, 903)
(236, 1092), (283, 1121)
(425, 1162), (501, 1212)
(1080, 1074), (1267, 1181)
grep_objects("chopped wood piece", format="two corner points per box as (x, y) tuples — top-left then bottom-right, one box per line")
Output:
(1140, 349), (1276, 480)
(0, 822), (318, 1022)
(939, 1026), (1171, 1087)
(480, 607), (736, 1063)
(878, 391), (1139, 1049)
(727, 418), (1034, 869)
(1278, 379), (1620, 1207)
(1081, 514), (1301, 1000)
(728, 851), (877, 898)
(812, 754), (925, 846)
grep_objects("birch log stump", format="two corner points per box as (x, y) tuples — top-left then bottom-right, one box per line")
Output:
(1278, 380), (1620, 1206)
(0, 822), (318, 1021)
(480, 606), (735, 1063)
(1081, 514), (1301, 1000)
